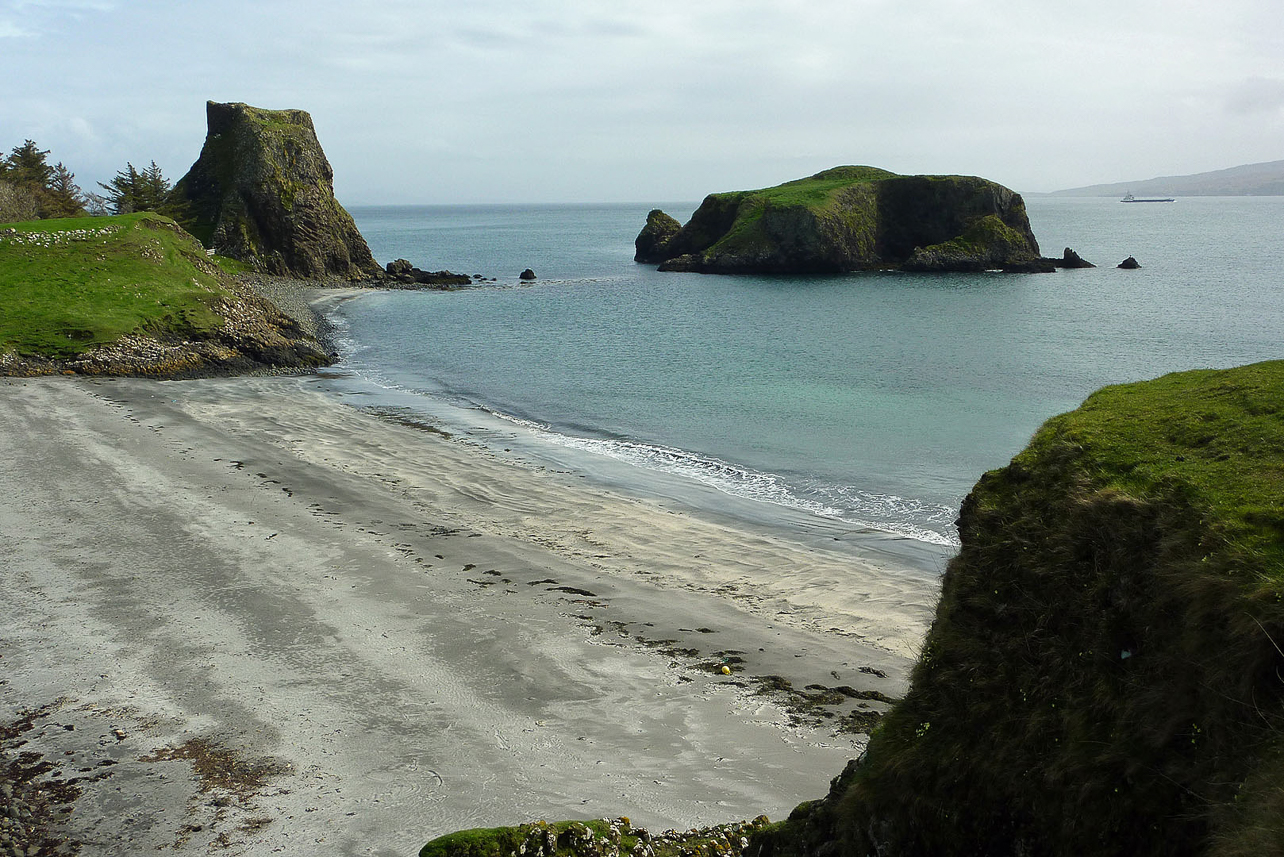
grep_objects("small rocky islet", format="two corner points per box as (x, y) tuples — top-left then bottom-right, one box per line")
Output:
(635, 166), (1054, 274)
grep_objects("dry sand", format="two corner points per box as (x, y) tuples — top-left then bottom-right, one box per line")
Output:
(0, 372), (944, 856)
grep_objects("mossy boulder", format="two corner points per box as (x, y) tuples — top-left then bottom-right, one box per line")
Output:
(643, 167), (1043, 274)
(753, 360), (1284, 857)
(170, 101), (381, 280)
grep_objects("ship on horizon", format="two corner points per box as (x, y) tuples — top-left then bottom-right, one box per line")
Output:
(1121, 191), (1175, 203)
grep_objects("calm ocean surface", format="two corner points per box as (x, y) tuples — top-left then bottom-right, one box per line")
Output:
(332, 197), (1284, 550)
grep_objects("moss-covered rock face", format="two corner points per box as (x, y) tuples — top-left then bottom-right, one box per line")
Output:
(634, 209), (682, 263)
(170, 101), (381, 280)
(645, 167), (1042, 274)
(754, 360), (1284, 857)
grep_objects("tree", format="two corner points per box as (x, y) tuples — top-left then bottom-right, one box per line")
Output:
(97, 160), (181, 217)
(0, 140), (86, 219)
(3, 140), (54, 189)
(0, 180), (41, 223)
(44, 163), (86, 218)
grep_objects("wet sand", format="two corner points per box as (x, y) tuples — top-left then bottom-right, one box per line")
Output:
(0, 374), (943, 856)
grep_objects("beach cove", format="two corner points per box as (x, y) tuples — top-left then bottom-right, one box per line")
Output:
(0, 357), (942, 855)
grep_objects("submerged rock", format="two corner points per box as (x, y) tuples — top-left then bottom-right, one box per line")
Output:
(385, 258), (471, 288)
(640, 166), (1045, 274)
(170, 101), (382, 280)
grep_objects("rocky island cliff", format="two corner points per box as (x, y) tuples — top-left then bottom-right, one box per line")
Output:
(171, 101), (381, 280)
(421, 360), (1284, 857)
(638, 166), (1048, 274)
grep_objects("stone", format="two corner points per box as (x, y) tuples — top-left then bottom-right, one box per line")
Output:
(169, 101), (382, 280)
(1057, 247), (1095, 268)
(519, 268), (537, 281)
(633, 209), (682, 263)
(1118, 256), (1141, 269)
(386, 259), (414, 275)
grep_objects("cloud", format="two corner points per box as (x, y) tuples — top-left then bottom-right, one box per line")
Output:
(0, 18), (30, 36)
(1224, 77), (1284, 116)
(7, 0), (113, 9)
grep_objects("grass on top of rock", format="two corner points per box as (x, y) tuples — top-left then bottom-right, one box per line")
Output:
(0, 212), (239, 358)
(764, 359), (1284, 857)
(1019, 360), (1284, 570)
(743, 166), (898, 208)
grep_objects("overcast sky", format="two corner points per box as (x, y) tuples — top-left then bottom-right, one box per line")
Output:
(2, 0), (1281, 204)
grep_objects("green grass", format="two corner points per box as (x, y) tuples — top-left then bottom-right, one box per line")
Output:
(685, 167), (893, 265)
(0, 212), (240, 358)
(1019, 361), (1284, 570)
(748, 165), (898, 208)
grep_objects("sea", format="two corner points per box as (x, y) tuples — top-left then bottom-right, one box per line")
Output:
(320, 196), (1284, 557)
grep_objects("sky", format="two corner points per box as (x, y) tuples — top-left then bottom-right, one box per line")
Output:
(2, 0), (1282, 204)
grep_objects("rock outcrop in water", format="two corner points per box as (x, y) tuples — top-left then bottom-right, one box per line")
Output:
(634, 209), (683, 263)
(752, 360), (1284, 857)
(170, 101), (381, 280)
(639, 167), (1048, 274)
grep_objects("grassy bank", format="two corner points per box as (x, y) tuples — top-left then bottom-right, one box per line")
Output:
(754, 360), (1284, 857)
(0, 212), (238, 358)
(1, 212), (330, 376)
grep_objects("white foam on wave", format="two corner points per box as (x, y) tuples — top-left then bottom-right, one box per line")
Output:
(493, 413), (960, 547)
(323, 302), (960, 548)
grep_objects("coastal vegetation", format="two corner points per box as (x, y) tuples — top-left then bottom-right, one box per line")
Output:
(0, 212), (329, 375)
(639, 167), (1048, 274)
(420, 817), (771, 857)
(0, 140), (87, 222)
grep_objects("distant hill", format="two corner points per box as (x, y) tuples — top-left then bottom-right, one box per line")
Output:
(1047, 159), (1284, 197)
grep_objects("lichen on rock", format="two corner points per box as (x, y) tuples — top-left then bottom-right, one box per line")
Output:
(170, 101), (381, 280)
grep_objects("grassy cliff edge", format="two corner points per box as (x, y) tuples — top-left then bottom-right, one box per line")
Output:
(758, 360), (1284, 857)
(0, 212), (331, 377)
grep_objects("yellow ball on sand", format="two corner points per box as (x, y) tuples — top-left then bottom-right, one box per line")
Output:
(721, 665), (732, 675)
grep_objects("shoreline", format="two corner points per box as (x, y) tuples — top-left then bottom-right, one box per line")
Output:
(0, 373), (941, 856)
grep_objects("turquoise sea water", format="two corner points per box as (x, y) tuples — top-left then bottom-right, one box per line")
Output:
(333, 197), (1284, 549)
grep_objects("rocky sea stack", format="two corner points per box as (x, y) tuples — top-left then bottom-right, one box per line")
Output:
(170, 101), (381, 280)
(753, 360), (1284, 857)
(638, 166), (1046, 274)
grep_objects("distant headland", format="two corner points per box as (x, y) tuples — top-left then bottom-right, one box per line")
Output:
(1044, 158), (1284, 197)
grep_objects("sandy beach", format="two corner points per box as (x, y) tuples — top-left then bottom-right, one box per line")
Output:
(0, 370), (943, 856)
